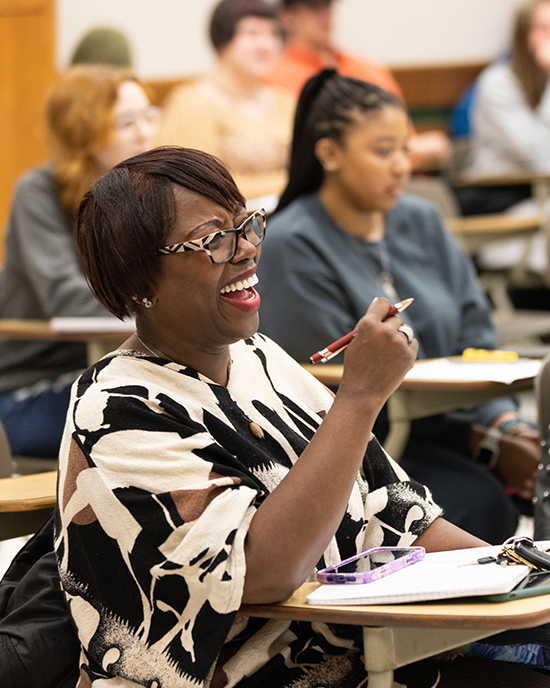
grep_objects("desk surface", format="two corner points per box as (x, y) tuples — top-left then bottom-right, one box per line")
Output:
(453, 172), (550, 187)
(447, 213), (541, 236)
(0, 470), (57, 512)
(241, 581), (550, 630)
(0, 319), (134, 342)
(301, 362), (536, 393)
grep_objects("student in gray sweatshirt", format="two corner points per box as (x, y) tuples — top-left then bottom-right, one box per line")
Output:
(258, 70), (539, 543)
(0, 64), (158, 458)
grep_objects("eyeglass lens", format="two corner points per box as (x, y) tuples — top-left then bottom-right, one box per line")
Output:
(209, 214), (265, 263)
(114, 106), (160, 131)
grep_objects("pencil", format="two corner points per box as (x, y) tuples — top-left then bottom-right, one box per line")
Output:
(310, 298), (414, 364)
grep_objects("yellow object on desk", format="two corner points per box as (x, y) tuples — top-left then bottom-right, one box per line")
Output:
(462, 348), (519, 362)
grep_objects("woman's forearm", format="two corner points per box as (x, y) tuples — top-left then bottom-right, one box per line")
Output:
(242, 298), (419, 603)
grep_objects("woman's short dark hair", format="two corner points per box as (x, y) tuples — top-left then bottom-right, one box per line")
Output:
(209, 0), (279, 52)
(76, 146), (246, 320)
(276, 69), (407, 213)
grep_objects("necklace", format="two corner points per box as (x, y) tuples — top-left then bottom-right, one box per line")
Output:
(344, 232), (399, 302)
(135, 333), (162, 358)
(376, 238), (399, 302)
(135, 334), (264, 438)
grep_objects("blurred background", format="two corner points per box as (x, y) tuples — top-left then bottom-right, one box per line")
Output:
(0, 0), (529, 258)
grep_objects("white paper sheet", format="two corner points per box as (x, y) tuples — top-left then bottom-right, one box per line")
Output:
(307, 545), (531, 606)
(50, 317), (135, 332)
(404, 358), (541, 384)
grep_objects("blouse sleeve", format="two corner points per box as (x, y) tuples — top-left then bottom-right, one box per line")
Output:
(359, 437), (442, 548)
(56, 370), (261, 686)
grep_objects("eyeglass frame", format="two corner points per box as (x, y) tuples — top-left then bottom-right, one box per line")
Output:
(113, 105), (161, 131)
(157, 209), (267, 264)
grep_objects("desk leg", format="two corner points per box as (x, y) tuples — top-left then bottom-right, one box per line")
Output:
(363, 626), (502, 687)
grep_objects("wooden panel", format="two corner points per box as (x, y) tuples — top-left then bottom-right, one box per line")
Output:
(0, 0), (56, 261)
(147, 63), (487, 133)
(390, 61), (487, 110)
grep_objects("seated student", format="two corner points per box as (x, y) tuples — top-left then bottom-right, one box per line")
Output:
(0, 64), (158, 459)
(157, 0), (295, 204)
(454, 0), (550, 308)
(257, 70), (540, 544)
(266, 0), (450, 171)
(53, 145), (550, 688)
(457, 0), (550, 216)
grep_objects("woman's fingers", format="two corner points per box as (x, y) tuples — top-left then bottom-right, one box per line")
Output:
(338, 298), (418, 407)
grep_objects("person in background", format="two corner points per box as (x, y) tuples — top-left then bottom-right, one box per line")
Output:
(455, 0), (550, 308)
(69, 26), (133, 68)
(157, 0), (295, 206)
(257, 70), (540, 544)
(266, 0), (450, 171)
(54, 144), (549, 688)
(0, 65), (159, 459)
(458, 0), (550, 216)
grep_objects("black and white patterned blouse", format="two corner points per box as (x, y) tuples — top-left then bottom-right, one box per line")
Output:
(55, 333), (441, 687)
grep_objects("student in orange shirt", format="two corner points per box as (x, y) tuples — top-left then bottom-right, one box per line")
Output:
(266, 0), (450, 170)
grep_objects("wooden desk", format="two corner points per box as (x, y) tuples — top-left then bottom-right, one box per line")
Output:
(0, 319), (134, 366)
(453, 173), (550, 288)
(302, 361), (536, 459)
(446, 213), (541, 255)
(0, 470), (57, 540)
(241, 581), (550, 687)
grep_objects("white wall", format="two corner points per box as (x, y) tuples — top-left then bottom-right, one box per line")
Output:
(57, 0), (524, 79)
(336, 0), (521, 67)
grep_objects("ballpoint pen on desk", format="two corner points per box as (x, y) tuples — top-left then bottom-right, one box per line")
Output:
(310, 297), (414, 364)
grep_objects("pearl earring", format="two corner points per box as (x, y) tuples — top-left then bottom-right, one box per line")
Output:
(323, 162), (336, 172)
(142, 298), (153, 309)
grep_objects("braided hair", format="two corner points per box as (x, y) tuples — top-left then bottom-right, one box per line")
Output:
(276, 69), (407, 213)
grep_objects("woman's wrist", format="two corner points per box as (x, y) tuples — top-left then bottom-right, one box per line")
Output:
(498, 418), (535, 434)
(491, 412), (535, 434)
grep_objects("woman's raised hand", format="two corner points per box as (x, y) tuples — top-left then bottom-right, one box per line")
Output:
(338, 297), (418, 413)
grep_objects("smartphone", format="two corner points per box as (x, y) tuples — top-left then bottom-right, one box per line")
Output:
(483, 571), (550, 602)
(317, 546), (425, 585)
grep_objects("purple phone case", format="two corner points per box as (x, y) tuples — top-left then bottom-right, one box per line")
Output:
(317, 546), (425, 584)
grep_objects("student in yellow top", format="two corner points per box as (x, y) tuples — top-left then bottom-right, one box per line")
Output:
(157, 0), (295, 205)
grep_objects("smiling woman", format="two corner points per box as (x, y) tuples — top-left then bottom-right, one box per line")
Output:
(48, 144), (531, 687)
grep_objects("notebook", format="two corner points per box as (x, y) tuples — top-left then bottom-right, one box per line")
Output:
(307, 545), (531, 606)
